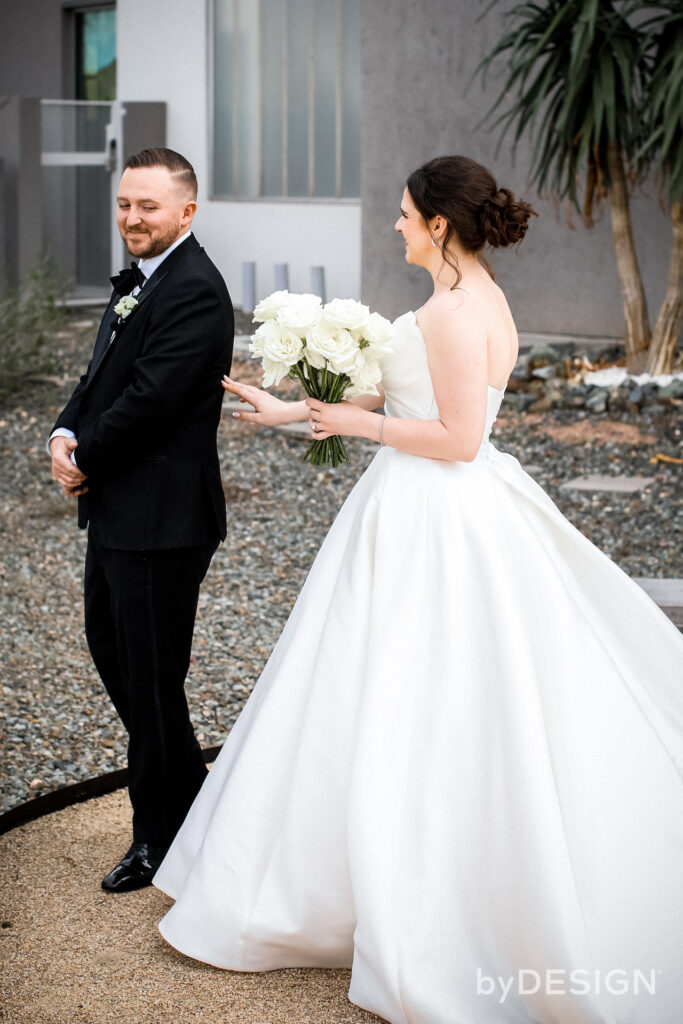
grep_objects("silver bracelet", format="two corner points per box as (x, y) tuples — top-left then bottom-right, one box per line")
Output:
(379, 416), (385, 447)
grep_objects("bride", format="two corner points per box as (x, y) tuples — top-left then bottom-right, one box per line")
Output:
(153, 156), (683, 1024)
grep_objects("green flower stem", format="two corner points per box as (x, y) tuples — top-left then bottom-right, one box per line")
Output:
(303, 435), (350, 468)
(288, 363), (309, 392)
(289, 359), (352, 468)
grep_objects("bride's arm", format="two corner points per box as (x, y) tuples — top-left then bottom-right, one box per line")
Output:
(305, 304), (488, 462)
(222, 377), (308, 426)
(223, 377), (385, 427)
(347, 388), (385, 411)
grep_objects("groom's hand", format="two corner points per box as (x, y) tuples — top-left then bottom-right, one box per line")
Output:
(50, 436), (88, 496)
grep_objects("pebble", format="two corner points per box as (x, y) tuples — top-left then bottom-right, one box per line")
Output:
(585, 389), (608, 413)
(659, 380), (683, 400)
(1, 312), (681, 812)
(528, 342), (562, 366)
(531, 365), (557, 380)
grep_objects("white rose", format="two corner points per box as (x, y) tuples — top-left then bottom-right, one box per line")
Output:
(305, 321), (360, 375)
(323, 297), (371, 333)
(249, 321), (303, 388)
(263, 326), (303, 367)
(252, 290), (291, 322)
(276, 293), (323, 338)
(361, 311), (393, 351)
(346, 350), (383, 397)
(303, 349), (326, 371)
(249, 318), (280, 358)
(261, 355), (291, 388)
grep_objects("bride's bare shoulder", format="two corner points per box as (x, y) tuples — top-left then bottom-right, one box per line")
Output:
(418, 291), (486, 348)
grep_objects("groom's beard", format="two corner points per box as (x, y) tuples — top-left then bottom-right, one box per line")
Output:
(123, 224), (183, 259)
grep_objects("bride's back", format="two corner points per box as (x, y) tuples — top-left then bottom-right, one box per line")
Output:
(466, 270), (519, 391)
(421, 267), (519, 392)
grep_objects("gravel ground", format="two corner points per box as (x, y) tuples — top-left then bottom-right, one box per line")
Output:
(1, 311), (681, 812)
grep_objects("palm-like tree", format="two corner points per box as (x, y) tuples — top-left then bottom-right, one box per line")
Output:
(640, 1), (683, 374)
(478, 0), (652, 371)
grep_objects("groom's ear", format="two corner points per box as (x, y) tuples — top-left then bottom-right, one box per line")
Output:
(181, 199), (198, 227)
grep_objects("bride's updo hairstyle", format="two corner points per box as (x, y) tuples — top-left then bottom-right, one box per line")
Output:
(406, 155), (538, 287)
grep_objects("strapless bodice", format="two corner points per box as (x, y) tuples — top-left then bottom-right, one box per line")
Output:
(381, 311), (505, 456)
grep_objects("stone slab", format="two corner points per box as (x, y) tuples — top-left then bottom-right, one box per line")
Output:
(634, 578), (683, 629)
(559, 474), (656, 494)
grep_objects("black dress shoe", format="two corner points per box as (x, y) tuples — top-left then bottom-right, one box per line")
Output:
(101, 841), (169, 893)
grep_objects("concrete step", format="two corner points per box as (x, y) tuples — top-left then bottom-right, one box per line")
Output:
(634, 578), (683, 629)
(560, 474), (656, 494)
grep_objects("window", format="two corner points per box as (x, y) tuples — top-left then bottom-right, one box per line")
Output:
(212, 0), (360, 199)
(75, 7), (117, 101)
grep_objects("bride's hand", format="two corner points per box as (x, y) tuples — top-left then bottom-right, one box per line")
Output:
(222, 377), (292, 427)
(305, 397), (373, 440)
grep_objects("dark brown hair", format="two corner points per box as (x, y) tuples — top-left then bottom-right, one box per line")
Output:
(124, 147), (198, 199)
(406, 155), (538, 287)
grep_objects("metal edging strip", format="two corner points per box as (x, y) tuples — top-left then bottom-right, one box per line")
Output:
(0, 744), (223, 836)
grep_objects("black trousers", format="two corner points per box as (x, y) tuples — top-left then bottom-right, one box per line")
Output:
(84, 536), (218, 846)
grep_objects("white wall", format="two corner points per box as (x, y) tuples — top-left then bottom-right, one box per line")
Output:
(116, 0), (361, 309)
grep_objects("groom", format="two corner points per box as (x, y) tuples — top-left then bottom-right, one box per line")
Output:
(49, 148), (233, 892)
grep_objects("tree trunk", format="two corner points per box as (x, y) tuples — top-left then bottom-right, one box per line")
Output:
(646, 203), (683, 376)
(606, 142), (650, 372)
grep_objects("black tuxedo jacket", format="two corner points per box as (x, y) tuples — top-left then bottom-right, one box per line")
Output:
(53, 233), (234, 550)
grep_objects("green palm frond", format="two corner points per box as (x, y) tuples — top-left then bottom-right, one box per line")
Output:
(635, 2), (683, 203)
(476, 0), (651, 214)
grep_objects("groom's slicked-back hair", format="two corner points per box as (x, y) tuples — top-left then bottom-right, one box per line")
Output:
(124, 147), (198, 199)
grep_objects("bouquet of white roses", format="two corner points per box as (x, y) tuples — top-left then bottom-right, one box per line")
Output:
(249, 291), (393, 467)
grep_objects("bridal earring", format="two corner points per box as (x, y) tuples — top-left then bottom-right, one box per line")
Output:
(431, 234), (442, 247)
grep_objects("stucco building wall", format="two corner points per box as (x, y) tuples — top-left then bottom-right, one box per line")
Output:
(360, 0), (671, 337)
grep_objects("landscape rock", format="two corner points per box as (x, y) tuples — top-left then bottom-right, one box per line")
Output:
(531, 365), (557, 380)
(528, 343), (561, 368)
(585, 389), (608, 413)
(628, 386), (645, 412)
(505, 392), (537, 412)
(658, 379), (683, 400)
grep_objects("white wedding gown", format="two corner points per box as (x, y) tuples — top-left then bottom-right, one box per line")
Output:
(154, 311), (683, 1024)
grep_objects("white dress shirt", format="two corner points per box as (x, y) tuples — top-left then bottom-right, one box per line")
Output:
(47, 231), (191, 460)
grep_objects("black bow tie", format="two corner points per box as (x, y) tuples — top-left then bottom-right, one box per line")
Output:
(111, 262), (146, 295)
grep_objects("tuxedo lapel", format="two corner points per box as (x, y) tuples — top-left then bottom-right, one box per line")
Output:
(85, 234), (200, 390)
(88, 292), (121, 383)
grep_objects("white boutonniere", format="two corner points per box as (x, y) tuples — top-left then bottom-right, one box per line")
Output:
(113, 295), (139, 319)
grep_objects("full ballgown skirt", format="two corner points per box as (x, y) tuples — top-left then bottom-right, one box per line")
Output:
(154, 312), (683, 1024)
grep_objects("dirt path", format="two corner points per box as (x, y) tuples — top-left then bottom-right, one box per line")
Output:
(0, 791), (381, 1024)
